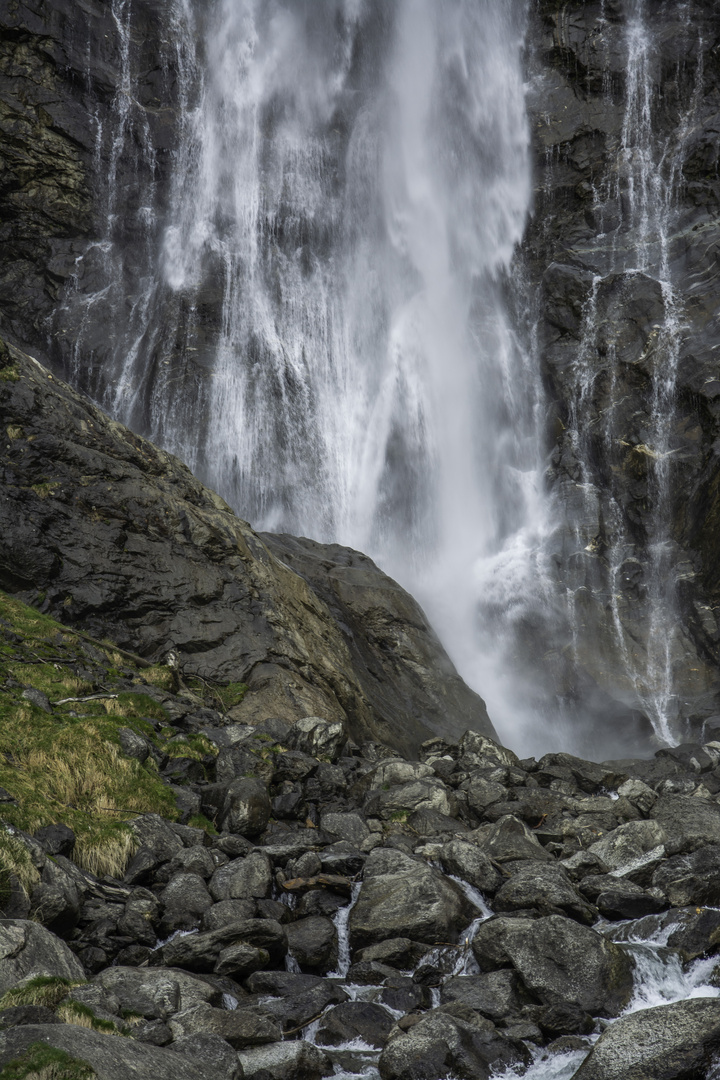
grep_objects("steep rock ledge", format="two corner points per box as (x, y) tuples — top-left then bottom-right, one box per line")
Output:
(0, 340), (495, 756)
(520, 0), (720, 731)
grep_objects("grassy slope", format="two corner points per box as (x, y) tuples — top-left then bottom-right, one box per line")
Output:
(0, 590), (235, 878)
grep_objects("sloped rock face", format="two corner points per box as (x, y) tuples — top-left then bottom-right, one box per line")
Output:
(521, 0), (720, 734)
(0, 0), (179, 365)
(0, 341), (495, 756)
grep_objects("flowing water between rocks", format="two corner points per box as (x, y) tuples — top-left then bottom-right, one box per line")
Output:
(259, 869), (720, 1080)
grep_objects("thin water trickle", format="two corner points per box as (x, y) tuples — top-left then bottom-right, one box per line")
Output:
(329, 881), (362, 979)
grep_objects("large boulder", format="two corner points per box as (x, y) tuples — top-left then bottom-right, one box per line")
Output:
(219, 781), (272, 838)
(157, 919), (286, 971)
(0, 1024), (218, 1080)
(572, 998), (720, 1079)
(237, 1040), (333, 1080)
(588, 820), (667, 872)
(471, 915), (634, 1017)
(0, 920), (85, 994)
(378, 1006), (530, 1080)
(652, 845), (720, 906)
(493, 863), (596, 924)
(93, 967), (220, 1020)
(348, 850), (478, 948)
(209, 853), (273, 902)
(650, 796), (720, 855)
(0, 346), (497, 759)
(168, 1002), (281, 1048)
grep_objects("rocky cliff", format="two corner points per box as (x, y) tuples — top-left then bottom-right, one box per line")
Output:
(3, 0), (720, 747)
(0, 338), (495, 757)
(515, 0), (720, 739)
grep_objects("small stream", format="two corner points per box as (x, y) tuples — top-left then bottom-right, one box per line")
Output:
(291, 875), (720, 1079)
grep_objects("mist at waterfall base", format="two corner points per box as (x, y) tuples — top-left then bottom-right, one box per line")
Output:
(58, 0), (700, 760)
(164, 0), (559, 760)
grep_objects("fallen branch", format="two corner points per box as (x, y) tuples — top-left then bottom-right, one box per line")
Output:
(52, 695), (119, 704)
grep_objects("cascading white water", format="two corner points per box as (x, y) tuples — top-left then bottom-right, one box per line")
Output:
(119, 0), (541, 752)
(58, 0), (713, 755)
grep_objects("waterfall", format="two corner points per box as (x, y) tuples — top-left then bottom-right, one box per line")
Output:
(57, 0), (544, 750)
(53, 0), (710, 754)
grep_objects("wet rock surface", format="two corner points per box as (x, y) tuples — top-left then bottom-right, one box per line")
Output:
(521, 0), (720, 736)
(0, 344), (495, 758)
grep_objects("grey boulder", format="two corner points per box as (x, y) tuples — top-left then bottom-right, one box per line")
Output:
(349, 850), (477, 948)
(237, 1039), (333, 1080)
(572, 998), (720, 1079)
(378, 1006), (529, 1080)
(471, 915), (633, 1017)
(0, 920), (85, 994)
(0, 1024), (218, 1080)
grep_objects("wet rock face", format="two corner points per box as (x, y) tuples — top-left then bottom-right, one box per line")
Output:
(0, 1), (180, 361)
(521, 0), (720, 734)
(0, 343), (495, 757)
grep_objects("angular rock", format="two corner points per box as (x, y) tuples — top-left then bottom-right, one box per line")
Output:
(170, 1032), (243, 1080)
(474, 816), (554, 864)
(471, 915), (634, 1017)
(285, 916), (337, 973)
(650, 795), (720, 855)
(0, 919), (85, 994)
(378, 1006), (529, 1080)
(0, 1023), (219, 1080)
(319, 812), (370, 846)
(316, 1001), (394, 1048)
(168, 1002), (281, 1048)
(588, 820), (667, 872)
(440, 971), (531, 1022)
(572, 998), (720, 1080)
(237, 1039), (333, 1080)
(219, 781), (272, 838)
(209, 853), (272, 902)
(290, 718), (345, 762)
(653, 844), (720, 906)
(159, 874), (213, 934)
(202, 900), (257, 931)
(349, 850), (478, 948)
(158, 920), (286, 971)
(93, 966), (220, 1019)
(33, 825), (76, 859)
(493, 863), (596, 924)
(579, 875), (666, 920)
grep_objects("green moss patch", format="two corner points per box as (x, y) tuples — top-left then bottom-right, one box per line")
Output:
(0, 591), (178, 877)
(0, 1041), (96, 1079)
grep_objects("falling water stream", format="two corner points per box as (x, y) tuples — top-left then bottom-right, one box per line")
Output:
(54, 0), (712, 753)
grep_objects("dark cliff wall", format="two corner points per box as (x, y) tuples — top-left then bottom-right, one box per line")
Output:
(521, 0), (720, 735)
(3, 0), (720, 743)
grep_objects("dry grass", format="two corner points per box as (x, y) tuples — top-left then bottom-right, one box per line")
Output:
(56, 1002), (123, 1035)
(0, 829), (41, 893)
(0, 977), (85, 1011)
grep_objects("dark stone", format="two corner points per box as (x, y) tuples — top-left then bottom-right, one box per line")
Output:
(285, 916), (337, 973)
(471, 915), (633, 1018)
(315, 1001), (395, 1048)
(33, 824), (75, 858)
(377, 1004), (531, 1080)
(0, 1006), (62, 1029)
(572, 998), (720, 1080)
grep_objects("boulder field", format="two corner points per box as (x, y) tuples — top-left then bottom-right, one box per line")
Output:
(4, 702), (720, 1078)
